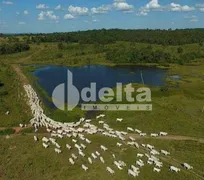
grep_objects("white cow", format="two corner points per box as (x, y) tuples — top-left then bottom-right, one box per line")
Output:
(140, 133), (147, 137)
(127, 127), (134, 132)
(161, 150), (170, 156)
(79, 151), (85, 157)
(88, 157), (93, 164)
(136, 160), (144, 167)
(69, 158), (75, 165)
(106, 167), (115, 174)
(137, 153), (144, 158)
(85, 139), (91, 144)
(160, 132), (168, 136)
(100, 145), (108, 151)
(150, 133), (159, 137)
(129, 136), (135, 141)
(135, 129), (142, 134)
(42, 137), (49, 143)
(131, 165), (139, 173)
(82, 164), (88, 171)
(153, 167), (161, 172)
(96, 151), (100, 156)
(72, 139), (77, 143)
(169, 166), (180, 172)
(34, 136), (38, 142)
(100, 156), (105, 163)
(80, 143), (86, 149)
(147, 144), (154, 150)
(71, 153), (77, 160)
(183, 163), (193, 170)
(42, 143), (49, 148)
(128, 169), (137, 177)
(91, 153), (97, 159)
(116, 142), (122, 147)
(114, 161), (123, 170)
(66, 144), (72, 150)
(116, 118), (123, 122)
(55, 148), (61, 154)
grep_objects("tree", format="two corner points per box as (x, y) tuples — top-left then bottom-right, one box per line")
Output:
(177, 47), (184, 54)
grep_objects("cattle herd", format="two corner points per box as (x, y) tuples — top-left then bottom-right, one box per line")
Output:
(23, 84), (193, 178)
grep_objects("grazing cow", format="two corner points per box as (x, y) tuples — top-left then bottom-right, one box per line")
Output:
(136, 160), (144, 167)
(42, 143), (49, 148)
(129, 136), (135, 141)
(116, 142), (122, 147)
(155, 162), (163, 168)
(34, 136), (38, 142)
(71, 153), (77, 160)
(160, 132), (168, 136)
(134, 142), (139, 149)
(55, 143), (61, 149)
(88, 157), (93, 164)
(128, 169), (137, 177)
(169, 166), (180, 173)
(140, 133), (147, 137)
(183, 163), (193, 170)
(127, 127), (134, 132)
(57, 134), (63, 139)
(112, 154), (116, 159)
(135, 129), (142, 134)
(127, 141), (135, 146)
(161, 150), (170, 156)
(147, 144), (154, 150)
(114, 161), (123, 170)
(85, 139), (91, 144)
(137, 153), (144, 158)
(95, 151), (100, 156)
(100, 145), (108, 151)
(116, 118), (123, 122)
(85, 119), (92, 123)
(91, 153), (97, 159)
(69, 158), (75, 165)
(79, 151), (85, 157)
(19, 124), (24, 128)
(55, 148), (62, 154)
(99, 121), (104, 124)
(100, 156), (105, 163)
(100, 114), (105, 118)
(153, 167), (161, 173)
(106, 167), (114, 174)
(72, 139), (77, 143)
(131, 165), (139, 173)
(66, 144), (72, 150)
(150, 133), (159, 137)
(42, 137), (49, 143)
(147, 161), (153, 165)
(142, 144), (146, 148)
(151, 150), (160, 155)
(82, 164), (88, 171)
(80, 143), (86, 149)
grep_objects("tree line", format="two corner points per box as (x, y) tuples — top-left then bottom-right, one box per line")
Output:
(0, 42), (30, 55)
(5, 28), (204, 46)
(106, 46), (204, 65)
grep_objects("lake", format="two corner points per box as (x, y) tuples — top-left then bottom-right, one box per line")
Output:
(33, 65), (166, 108)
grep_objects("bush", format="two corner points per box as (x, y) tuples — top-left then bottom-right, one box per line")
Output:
(56, 52), (63, 58)
(177, 47), (184, 54)
(0, 42), (30, 55)
(0, 128), (15, 135)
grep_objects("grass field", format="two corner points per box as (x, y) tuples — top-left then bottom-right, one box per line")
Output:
(0, 134), (203, 180)
(0, 41), (204, 180)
